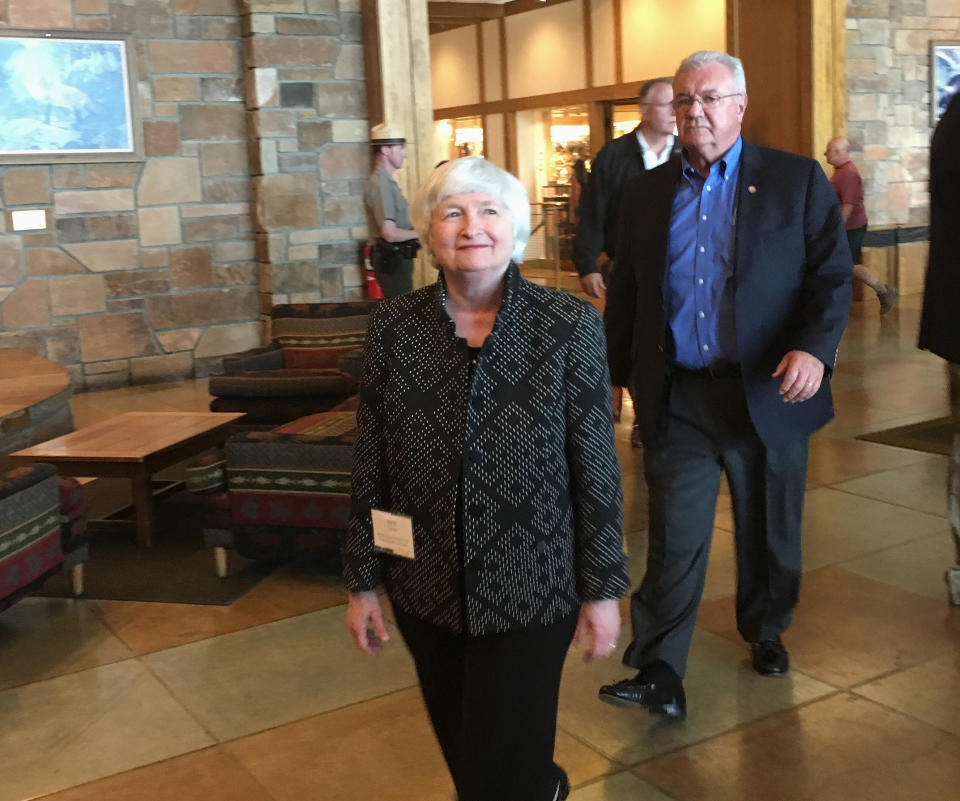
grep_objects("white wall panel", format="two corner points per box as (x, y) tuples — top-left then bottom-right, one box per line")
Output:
(506, 1), (587, 98)
(484, 113), (505, 168)
(621, 0), (725, 82)
(430, 25), (480, 109)
(591, 0), (616, 87)
(482, 19), (502, 102)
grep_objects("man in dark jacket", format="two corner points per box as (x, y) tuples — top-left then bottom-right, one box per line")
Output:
(918, 92), (960, 606)
(573, 78), (680, 298)
(599, 50), (852, 718)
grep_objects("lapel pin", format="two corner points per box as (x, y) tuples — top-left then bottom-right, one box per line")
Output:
(748, 185), (757, 193)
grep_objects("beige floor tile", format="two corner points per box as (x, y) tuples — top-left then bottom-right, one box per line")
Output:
(697, 566), (960, 687)
(831, 384), (950, 419)
(228, 687), (453, 801)
(95, 560), (348, 655)
(714, 487), (947, 571)
(840, 532), (956, 602)
(554, 729), (619, 787)
(822, 406), (944, 438)
(33, 746), (273, 801)
(0, 598), (133, 691)
(228, 686), (614, 801)
(854, 654), (960, 737)
(833, 457), (950, 518)
(0, 660), (214, 801)
(143, 604), (417, 741)
(634, 694), (960, 801)
(805, 433), (936, 487)
(557, 625), (834, 765)
(570, 771), (678, 801)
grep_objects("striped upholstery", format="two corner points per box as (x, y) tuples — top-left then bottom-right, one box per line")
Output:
(0, 464), (63, 612)
(190, 406), (361, 566)
(186, 451), (227, 493)
(272, 302), (374, 370)
(225, 411), (357, 532)
(208, 301), (374, 425)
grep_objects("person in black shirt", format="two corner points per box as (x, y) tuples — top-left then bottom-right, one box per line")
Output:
(573, 77), (679, 297)
(344, 157), (628, 801)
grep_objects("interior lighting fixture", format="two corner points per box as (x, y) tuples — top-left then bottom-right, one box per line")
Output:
(455, 127), (484, 145)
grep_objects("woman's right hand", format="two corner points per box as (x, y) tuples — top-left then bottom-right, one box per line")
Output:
(346, 591), (390, 656)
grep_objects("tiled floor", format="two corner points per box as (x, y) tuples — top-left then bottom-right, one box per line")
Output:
(2, 293), (959, 800)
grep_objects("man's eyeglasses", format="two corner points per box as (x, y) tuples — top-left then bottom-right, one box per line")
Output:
(673, 92), (742, 110)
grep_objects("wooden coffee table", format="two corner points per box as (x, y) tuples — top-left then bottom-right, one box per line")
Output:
(11, 411), (244, 547)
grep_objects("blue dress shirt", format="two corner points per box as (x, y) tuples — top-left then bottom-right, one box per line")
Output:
(665, 136), (742, 369)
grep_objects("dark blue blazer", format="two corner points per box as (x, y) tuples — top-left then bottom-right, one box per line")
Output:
(605, 140), (853, 448)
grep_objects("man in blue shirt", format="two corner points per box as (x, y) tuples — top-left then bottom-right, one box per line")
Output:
(600, 51), (852, 718)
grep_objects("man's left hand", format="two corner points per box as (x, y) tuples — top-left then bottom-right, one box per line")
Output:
(772, 350), (825, 403)
(573, 599), (621, 662)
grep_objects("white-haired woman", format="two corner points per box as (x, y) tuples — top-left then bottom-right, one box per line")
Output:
(343, 157), (628, 801)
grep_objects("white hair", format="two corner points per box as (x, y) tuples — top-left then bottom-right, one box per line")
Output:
(676, 51), (747, 94)
(411, 157), (531, 266)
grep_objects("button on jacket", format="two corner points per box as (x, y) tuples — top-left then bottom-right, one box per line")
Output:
(344, 264), (629, 636)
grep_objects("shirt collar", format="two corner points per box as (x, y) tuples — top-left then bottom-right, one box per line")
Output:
(431, 262), (520, 335)
(635, 129), (675, 153)
(680, 135), (743, 183)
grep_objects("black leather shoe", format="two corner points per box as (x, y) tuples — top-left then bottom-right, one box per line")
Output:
(555, 767), (570, 801)
(751, 636), (789, 676)
(598, 671), (686, 719)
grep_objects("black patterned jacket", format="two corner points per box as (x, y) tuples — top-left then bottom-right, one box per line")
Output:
(343, 264), (629, 635)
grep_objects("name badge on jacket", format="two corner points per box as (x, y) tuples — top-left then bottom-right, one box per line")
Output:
(371, 510), (416, 559)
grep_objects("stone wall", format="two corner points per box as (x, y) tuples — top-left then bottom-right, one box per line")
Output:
(0, 0), (367, 391)
(846, 0), (960, 227)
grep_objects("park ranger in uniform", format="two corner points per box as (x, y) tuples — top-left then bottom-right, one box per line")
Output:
(364, 122), (420, 297)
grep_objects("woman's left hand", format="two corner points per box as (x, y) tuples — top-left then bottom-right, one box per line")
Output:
(573, 599), (621, 662)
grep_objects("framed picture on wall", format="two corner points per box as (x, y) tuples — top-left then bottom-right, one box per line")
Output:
(0, 30), (143, 164)
(931, 40), (960, 126)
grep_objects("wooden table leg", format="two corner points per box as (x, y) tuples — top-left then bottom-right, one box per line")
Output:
(131, 469), (156, 547)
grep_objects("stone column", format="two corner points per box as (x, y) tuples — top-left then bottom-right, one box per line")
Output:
(361, 0), (434, 288)
(242, 0), (369, 317)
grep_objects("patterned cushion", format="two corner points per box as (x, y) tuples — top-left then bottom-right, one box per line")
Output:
(272, 302), (373, 369)
(274, 410), (357, 437)
(224, 411), (357, 531)
(0, 465), (63, 610)
(208, 369), (356, 398)
(186, 451), (227, 493)
(208, 395), (350, 425)
(282, 345), (363, 370)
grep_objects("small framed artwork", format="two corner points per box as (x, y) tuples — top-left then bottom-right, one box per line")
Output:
(0, 30), (143, 164)
(931, 40), (960, 126)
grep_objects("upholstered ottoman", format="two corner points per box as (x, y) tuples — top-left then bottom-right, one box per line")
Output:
(0, 465), (87, 611)
(189, 405), (358, 577)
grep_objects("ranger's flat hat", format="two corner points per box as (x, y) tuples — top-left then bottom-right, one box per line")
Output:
(370, 122), (405, 145)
